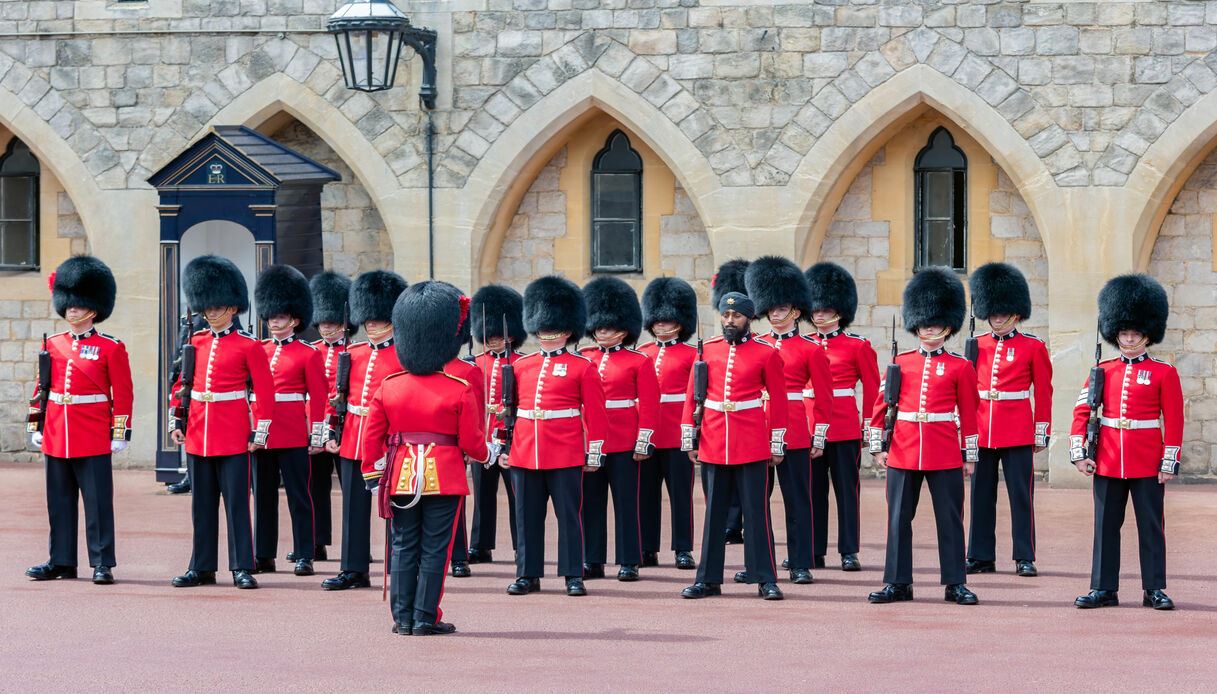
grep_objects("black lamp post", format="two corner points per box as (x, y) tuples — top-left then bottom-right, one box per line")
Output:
(327, 0), (438, 109)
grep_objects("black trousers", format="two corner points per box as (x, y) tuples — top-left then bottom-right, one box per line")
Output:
(188, 453), (255, 572)
(640, 448), (695, 553)
(725, 492), (743, 534)
(310, 451), (336, 547)
(44, 454), (116, 568)
(390, 496), (461, 627)
(254, 447), (315, 561)
(512, 466), (583, 579)
(583, 451), (643, 566)
(775, 448), (813, 570)
(471, 461), (518, 552)
(697, 461), (777, 585)
(882, 467), (966, 586)
(451, 502), (469, 564)
(813, 439), (862, 556)
(337, 456), (373, 573)
(968, 445), (1036, 562)
(1091, 474), (1167, 591)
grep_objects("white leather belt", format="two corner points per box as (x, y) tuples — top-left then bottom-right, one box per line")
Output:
(518, 408), (580, 420)
(605, 399), (636, 409)
(250, 393), (306, 403)
(348, 405), (369, 417)
(978, 389), (1031, 401)
(191, 389), (248, 403)
(832, 388), (856, 397)
(659, 393), (685, 403)
(787, 392), (805, 401)
(1100, 417), (1160, 430)
(896, 411), (956, 423)
(49, 392), (108, 405)
(705, 398), (763, 413)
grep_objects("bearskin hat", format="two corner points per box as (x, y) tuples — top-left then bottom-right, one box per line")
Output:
(642, 276), (698, 342)
(805, 262), (858, 329)
(1098, 274), (1169, 347)
(969, 262), (1032, 321)
(471, 284), (527, 347)
(745, 255), (812, 319)
(584, 276), (643, 345)
(523, 275), (586, 345)
(183, 254), (248, 314)
(392, 281), (466, 375)
(309, 271), (354, 331)
(902, 266), (966, 337)
(51, 255), (117, 323)
(711, 259), (750, 309)
(350, 270), (407, 326)
(255, 264), (312, 334)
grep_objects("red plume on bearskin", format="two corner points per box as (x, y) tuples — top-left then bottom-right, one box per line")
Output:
(47, 271), (56, 294)
(457, 294), (471, 336)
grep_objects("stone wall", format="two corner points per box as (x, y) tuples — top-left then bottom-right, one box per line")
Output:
(1149, 146), (1217, 478)
(270, 119), (393, 276)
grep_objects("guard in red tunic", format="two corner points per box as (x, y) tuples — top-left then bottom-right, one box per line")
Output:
(503, 276), (609, 598)
(579, 277), (659, 582)
(1071, 274), (1182, 611)
(321, 270), (407, 591)
(868, 267), (979, 606)
(638, 277), (700, 571)
(680, 292), (788, 601)
(466, 284), (525, 565)
(304, 271), (352, 563)
(965, 263), (1052, 578)
(25, 256), (132, 585)
(805, 262), (878, 572)
(251, 265), (328, 577)
(169, 255), (275, 590)
(361, 281), (495, 636)
(744, 257), (833, 585)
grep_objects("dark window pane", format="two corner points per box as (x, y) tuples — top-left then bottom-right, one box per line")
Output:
(2, 221), (34, 266)
(593, 221), (638, 270)
(923, 220), (953, 268)
(1, 177), (33, 219)
(594, 173), (638, 219)
(953, 171), (967, 269)
(924, 171), (952, 218)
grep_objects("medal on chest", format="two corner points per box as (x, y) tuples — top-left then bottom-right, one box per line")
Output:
(553, 363), (567, 377)
(1006, 347), (1015, 362)
(80, 344), (100, 361)
(1136, 369), (1151, 386)
(935, 362), (945, 377)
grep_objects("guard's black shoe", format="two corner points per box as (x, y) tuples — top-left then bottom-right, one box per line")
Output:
(321, 570), (371, 591)
(945, 583), (978, 605)
(451, 561), (471, 578)
(293, 559), (315, 576)
(286, 551), (297, 562)
(314, 545), (328, 561)
(758, 582), (784, 600)
(681, 582), (721, 599)
(583, 563), (605, 579)
(965, 559), (996, 575)
(733, 571), (750, 584)
(26, 563), (77, 581)
(724, 529), (744, 545)
(812, 555), (826, 569)
(166, 478), (191, 494)
(1015, 560), (1038, 577)
(92, 566), (114, 585)
(171, 570), (216, 587)
(392, 623), (412, 636)
(641, 551), (659, 567)
(868, 584), (913, 603)
(233, 570), (259, 589)
(506, 577), (540, 595)
(467, 549), (491, 564)
(675, 551), (696, 570)
(789, 568), (814, 584)
(412, 620), (457, 636)
(841, 554), (862, 572)
(617, 565), (640, 582)
(254, 558), (276, 574)
(565, 577), (587, 596)
(780, 558), (790, 569)
(1143, 589), (1174, 610)
(1074, 589), (1118, 609)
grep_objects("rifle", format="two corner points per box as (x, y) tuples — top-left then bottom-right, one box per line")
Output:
(171, 311), (196, 435)
(499, 314), (518, 458)
(963, 312), (978, 368)
(327, 302), (352, 445)
(880, 317), (902, 453)
(690, 331), (708, 451)
(26, 333), (51, 434)
(1083, 322), (1104, 470)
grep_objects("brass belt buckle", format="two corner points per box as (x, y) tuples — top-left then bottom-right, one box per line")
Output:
(60, 394), (73, 405)
(198, 392), (214, 402)
(1120, 418), (1131, 429)
(722, 401), (736, 412)
(488, 403), (500, 415)
(916, 412), (928, 422)
(535, 409), (548, 421)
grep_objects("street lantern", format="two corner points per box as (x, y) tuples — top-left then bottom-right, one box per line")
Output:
(327, 0), (438, 109)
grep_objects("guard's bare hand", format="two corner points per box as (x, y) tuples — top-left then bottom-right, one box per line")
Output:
(325, 440), (340, 454)
(498, 454), (510, 468)
(633, 453), (650, 462)
(1034, 445), (1047, 454)
(687, 450), (699, 463)
(170, 429), (185, 445)
(308, 446), (323, 455)
(964, 462), (975, 479)
(248, 442), (264, 452)
(1158, 471), (1175, 484)
(1075, 459), (1095, 476)
(769, 455), (783, 467)
(873, 452), (888, 468)
(810, 447), (824, 459)
(583, 464), (600, 472)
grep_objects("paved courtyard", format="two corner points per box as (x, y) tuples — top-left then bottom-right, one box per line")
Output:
(2, 462), (1215, 691)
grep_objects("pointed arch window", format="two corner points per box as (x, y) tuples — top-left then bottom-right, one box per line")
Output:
(914, 127), (967, 272)
(0, 138), (40, 270)
(590, 129), (643, 273)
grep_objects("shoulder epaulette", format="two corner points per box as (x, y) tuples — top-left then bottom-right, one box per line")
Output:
(97, 332), (122, 344)
(946, 351), (967, 360)
(517, 351), (541, 361)
(569, 352), (593, 363)
(897, 349), (917, 357)
(298, 340), (318, 351)
(578, 346), (597, 354)
(845, 332), (868, 341)
(1099, 357), (1120, 365)
(1149, 356), (1173, 366)
(235, 330), (257, 340)
(348, 341), (370, 350)
(49, 330), (68, 339)
(625, 347), (646, 356)
(637, 340), (656, 349)
(752, 337), (775, 348)
(192, 328), (209, 336)
(440, 370), (470, 386)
